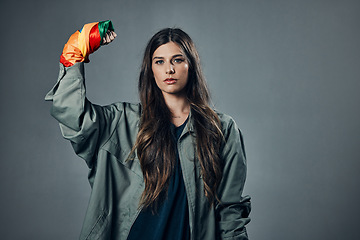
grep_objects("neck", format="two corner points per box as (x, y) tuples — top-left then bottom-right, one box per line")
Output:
(162, 92), (190, 118)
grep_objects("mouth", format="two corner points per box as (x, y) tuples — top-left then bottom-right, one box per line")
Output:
(164, 78), (177, 84)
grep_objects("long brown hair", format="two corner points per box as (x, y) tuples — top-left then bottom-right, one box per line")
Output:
(132, 28), (224, 209)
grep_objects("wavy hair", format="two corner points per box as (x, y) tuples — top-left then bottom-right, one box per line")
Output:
(132, 28), (224, 210)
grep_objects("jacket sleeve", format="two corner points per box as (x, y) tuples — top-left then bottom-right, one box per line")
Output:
(45, 62), (116, 168)
(216, 118), (251, 240)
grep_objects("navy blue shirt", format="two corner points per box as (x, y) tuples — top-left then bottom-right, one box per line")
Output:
(127, 119), (190, 240)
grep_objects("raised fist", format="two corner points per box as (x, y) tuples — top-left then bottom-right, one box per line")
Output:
(60, 20), (115, 67)
(102, 30), (117, 45)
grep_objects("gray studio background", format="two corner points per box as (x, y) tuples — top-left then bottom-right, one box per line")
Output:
(0, 0), (359, 239)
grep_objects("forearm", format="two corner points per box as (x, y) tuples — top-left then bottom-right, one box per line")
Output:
(216, 118), (251, 239)
(45, 21), (116, 164)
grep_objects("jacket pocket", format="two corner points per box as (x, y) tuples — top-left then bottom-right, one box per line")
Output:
(101, 139), (143, 179)
(85, 209), (110, 240)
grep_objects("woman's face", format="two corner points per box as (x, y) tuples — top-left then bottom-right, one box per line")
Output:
(151, 41), (189, 97)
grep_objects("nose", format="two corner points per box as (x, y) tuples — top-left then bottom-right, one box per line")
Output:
(166, 64), (175, 74)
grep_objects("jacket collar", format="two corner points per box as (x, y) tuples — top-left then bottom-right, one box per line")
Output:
(139, 103), (196, 138)
(179, 108), (196, 140)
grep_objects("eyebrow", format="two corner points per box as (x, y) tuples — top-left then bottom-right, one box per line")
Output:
(152, 54), (184, 60)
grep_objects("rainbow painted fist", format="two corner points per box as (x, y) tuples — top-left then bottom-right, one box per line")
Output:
(60, 20), (115, 67)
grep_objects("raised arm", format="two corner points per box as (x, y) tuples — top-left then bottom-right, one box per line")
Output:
(45, 21), (117, 167)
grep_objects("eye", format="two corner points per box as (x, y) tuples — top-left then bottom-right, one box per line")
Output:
(154, 60), (164, 65)
(173, 58), (184, 63)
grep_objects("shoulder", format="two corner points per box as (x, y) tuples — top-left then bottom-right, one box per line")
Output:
(215, 110), (247, 160)
(214, 110), (242, 137)
(101, 102), (142, 117)
(93, 102), (142, 131)
(98, 102), (141, 150)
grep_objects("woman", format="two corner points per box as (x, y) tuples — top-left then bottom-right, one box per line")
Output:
(45, 20), (251, 240)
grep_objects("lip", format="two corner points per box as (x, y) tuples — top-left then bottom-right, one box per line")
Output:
(164, 78), (177, 84)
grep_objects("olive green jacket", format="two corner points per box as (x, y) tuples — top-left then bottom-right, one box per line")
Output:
(45, 62), (251, 240)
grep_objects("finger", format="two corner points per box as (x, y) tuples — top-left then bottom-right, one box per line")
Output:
(101, 31), (116, 45)
(102, 36), (108, 45)
(111, 32), (117, 42)
(105, 32), (111, 43)
(109, 32), (116, 41)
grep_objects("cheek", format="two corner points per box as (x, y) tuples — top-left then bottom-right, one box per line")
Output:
(151, 67), (162, 87)
(151, 66), (160, 80)
(183, 64), (189, 77)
